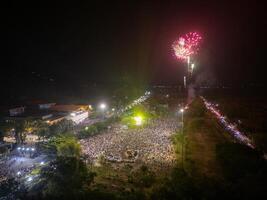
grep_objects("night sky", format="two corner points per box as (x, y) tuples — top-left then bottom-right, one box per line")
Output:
(1, 1), (267, 92)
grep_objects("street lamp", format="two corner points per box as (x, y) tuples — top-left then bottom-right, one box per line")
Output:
(191, 63), (195, 75)
(180, 108), (185, 169)
(99, 103), (107, 119)
(191, 63), (195, 70)
(180, 108), (184, 135)
(99, 103), (106, 110)
(187, 56), (191, 78)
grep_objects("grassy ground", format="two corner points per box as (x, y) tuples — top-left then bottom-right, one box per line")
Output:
(182, 99), (230, 179)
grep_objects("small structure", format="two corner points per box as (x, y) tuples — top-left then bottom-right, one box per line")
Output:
(9, 107), (26, 116)
(38, 103), (56, 110)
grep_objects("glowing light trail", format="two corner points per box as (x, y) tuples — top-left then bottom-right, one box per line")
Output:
(201, 96), (255, 149)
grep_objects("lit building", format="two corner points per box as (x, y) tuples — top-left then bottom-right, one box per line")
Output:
(49, 104), (91, 124)
(9, 106), (26, 116)
(66, 111), (88, 124)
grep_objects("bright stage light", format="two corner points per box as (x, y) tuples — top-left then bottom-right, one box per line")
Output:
(134, 116), (143, 126)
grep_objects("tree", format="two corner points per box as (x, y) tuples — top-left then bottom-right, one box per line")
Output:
(39, 156), (96, 199)
(0, 120), (10, 142)
(49, 119), (74, 137)
(34, 120), (50, 141)
(46, 134), (81, 158)
(37, 134), (96, 199)
(2, 119), (36, 144)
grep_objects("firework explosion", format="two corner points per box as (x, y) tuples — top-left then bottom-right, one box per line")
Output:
(172, 32), (202, 61)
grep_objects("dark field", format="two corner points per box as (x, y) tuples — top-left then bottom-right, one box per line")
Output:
(201, 88), (267, 152)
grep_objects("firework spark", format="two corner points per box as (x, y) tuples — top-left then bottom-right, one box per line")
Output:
(172, 32), (202, 61)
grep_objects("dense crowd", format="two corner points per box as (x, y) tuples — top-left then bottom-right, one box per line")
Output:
(80, 117), (179, 170)
(0, 154), (47, 200)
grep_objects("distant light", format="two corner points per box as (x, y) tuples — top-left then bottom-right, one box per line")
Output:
(31, 148), (35, 151)
(180, 108), (184, 113)
(85, 126), (89, 130)
(191, 63), (195, 69)
(111, 108), (115, 111)
(134, 116), (143, 126)
(70, 113), (76, 117)
(27, 177), (33, 182)
(17, 147), (21, 150)
(40, 161), (45, 165)
(26, 148), (30, 151)
(22, 147), (25, 151)
(17, 171), (21, 176)
(99, 103), (106, 110)
(88, 105), (92, 110)
(46, 120), (50, 123)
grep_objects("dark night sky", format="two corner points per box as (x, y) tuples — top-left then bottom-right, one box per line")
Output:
(1, 1), (267, 90)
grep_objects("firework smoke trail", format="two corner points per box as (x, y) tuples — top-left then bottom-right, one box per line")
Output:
(172, 32), (202, 61)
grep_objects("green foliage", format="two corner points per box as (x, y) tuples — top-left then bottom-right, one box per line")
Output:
(149, 98), (169, 117)
(120, 105), (151, 128)
(34, 120), (50, 140)
(151, 167), (199, 200)
(39, 157), (96, 199)
(187, 99), (206, 118)
(2, 119), (36, 144)
(185, 118), (204, 132)
(78, 117), (119, 139)
(48, 119), (74, 137)
(79, 125), (98, 138)
(0, 120), (9, 141)
(47, 134), (81, 158)
(132, 165), (155, 188)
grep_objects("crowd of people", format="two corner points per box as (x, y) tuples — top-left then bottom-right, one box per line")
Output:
(80, 116), (179, 170)
(0, 153), (47, 199)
